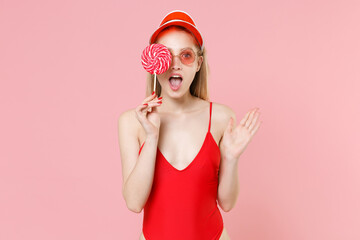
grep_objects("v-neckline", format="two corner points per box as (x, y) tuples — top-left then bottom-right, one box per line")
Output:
(157, 131), (215, 172)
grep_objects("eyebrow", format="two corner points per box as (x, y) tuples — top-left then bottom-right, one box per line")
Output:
(167, 47), (193, 51)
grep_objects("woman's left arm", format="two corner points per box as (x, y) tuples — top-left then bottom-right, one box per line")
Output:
(217, 107), (262, 212)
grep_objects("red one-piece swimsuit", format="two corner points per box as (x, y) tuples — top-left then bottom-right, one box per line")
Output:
(138, 101), (224, 240)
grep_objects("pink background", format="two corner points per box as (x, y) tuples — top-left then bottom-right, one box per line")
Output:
(1, 0), (359, 239)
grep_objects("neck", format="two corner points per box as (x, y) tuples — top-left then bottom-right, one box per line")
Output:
(158, 91), (199, 114)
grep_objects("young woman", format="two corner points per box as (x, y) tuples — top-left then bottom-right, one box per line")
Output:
(118, 10), (262, 240)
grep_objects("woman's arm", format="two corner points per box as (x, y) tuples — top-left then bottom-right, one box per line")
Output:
(217, 108), (239, 212)
(118, 109), (159, 213)
(217, 106), (262, 212)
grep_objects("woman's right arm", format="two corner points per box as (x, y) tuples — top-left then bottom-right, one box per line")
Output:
(118, 94), (162, 213)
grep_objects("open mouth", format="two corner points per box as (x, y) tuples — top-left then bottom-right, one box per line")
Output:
(169, 76), (183, 90)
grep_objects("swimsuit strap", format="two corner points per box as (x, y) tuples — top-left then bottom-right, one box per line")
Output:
(208, 101), (212, 132)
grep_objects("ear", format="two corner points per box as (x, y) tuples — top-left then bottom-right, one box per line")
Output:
(196, 56), (203, 72)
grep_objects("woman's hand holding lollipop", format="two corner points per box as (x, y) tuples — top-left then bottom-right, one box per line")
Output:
(136, 43), (171, 136)
(135, 92), (163, 137)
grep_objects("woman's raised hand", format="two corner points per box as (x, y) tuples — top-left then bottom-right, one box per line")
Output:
(135, 92), (163, 136)
(220, 107), (262, 164)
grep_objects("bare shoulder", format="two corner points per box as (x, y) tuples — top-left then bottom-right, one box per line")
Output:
(118, 107), (138, 123)
(211, 101), (237, 125)
(118, 107), (141, 145)
(210, 102), (237, 142)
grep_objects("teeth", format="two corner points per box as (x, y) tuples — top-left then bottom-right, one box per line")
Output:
(169, 75), (182, 81)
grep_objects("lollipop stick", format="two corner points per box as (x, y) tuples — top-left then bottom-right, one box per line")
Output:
(153, 73), (156, 93)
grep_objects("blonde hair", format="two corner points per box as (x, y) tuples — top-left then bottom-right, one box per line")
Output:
(144, 26), (210, 100)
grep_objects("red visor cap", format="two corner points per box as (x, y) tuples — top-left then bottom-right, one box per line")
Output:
(149, 10), (204, 51)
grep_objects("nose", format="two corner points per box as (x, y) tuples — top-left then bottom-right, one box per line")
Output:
(170, 54), (182, 70)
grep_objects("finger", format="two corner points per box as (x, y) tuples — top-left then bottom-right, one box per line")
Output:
(245, 108), (259, 128)
(145, 92), (157, 101)
(138, 104), (150, 115)
(146, 101), (162, 112)
(144, 96), (162, 108)
(248, 112), (260, 132)
(142, 93), (157, 104)
(136, 103), (149, 112)
(250, 120), (262, 136)
(141, 95), (158, 112)
(225, 117), (234, 134)
(135, 105), (149, 119)
(148, 97), (163, 103)
(240, 110), (251, 126)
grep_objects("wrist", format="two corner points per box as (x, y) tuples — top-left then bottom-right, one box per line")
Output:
(221, 154), (239, 165)
(146, 132), (159, 139)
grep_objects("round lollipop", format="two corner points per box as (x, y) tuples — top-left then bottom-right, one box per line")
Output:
(141, 43), (172, 93)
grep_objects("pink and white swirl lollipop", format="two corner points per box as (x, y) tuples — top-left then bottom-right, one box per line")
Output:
(141, 43), (172, 93)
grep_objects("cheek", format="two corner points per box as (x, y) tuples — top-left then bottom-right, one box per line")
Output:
(156, 75), (170, 86)
(157, 72), (167, 80)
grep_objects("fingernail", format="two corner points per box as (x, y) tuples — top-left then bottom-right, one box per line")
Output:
(158, 97), (163, 100)
(158, 101), (162, 104)
(152, 91), (155, 95)
(143, 103), (148, 105)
